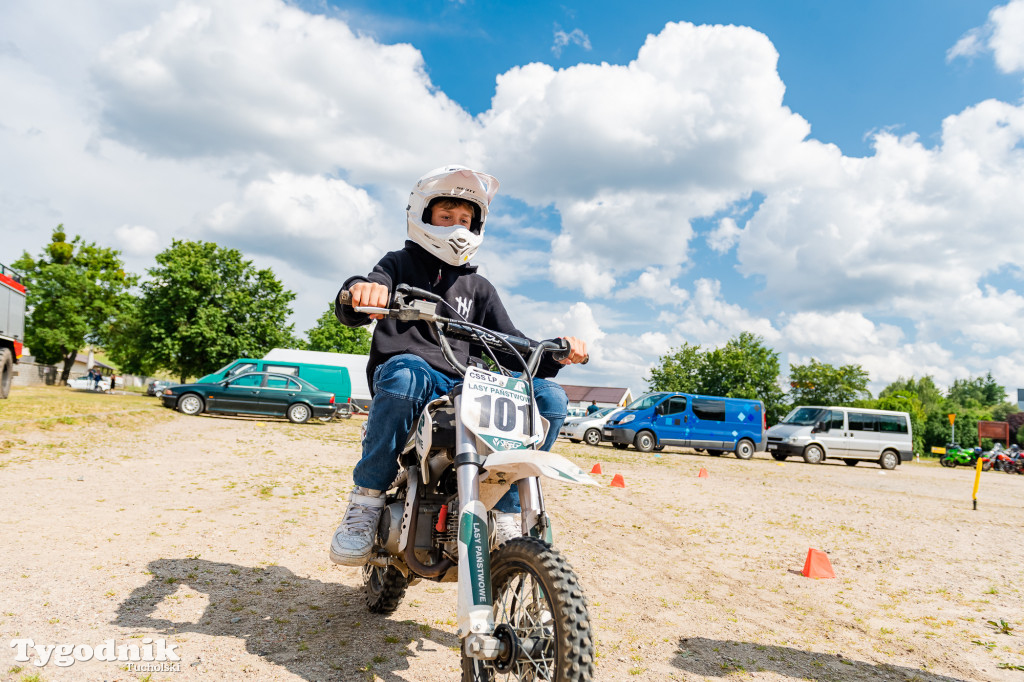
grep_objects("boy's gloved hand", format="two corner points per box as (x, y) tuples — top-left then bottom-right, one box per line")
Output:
(346, 282), (391, 320)
(559, 336), (588, 365)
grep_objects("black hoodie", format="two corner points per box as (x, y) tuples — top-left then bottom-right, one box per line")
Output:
(335, 241), (563, 392)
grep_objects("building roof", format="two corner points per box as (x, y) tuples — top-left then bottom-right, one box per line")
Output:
(559, 384), (631, 404)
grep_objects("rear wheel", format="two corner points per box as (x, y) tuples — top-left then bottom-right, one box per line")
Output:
(612, 443), (628, 450)
(287, 403), (311, 424)
(770, 452), (787, 461)
(633, 431), (655, 453)
(177, 393), (204, 416)
(363, 563), (408, 614)
(583, 429), (602, 447)
(706, 450), (723, 457)
(0, 348), (12, 399)
(844, 459), (858, 466)
(802, 444), (824, 465)
(461, 537), (594, 682)
(734, 439), (755, 460)
(879, 450), (899, 470)
(653, 444), (665, 452)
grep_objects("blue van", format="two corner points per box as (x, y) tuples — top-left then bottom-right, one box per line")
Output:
(602, 391), (766, 459)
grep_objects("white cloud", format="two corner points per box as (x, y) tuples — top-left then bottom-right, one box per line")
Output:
(948, 0), (1024, 74)
(707, 216), (743, 253)
(617, 266), (689, 303)
(781, 311), (904, 356)
(737, 101), (1024, 311)
(202, 171), (386, 275)
(551, 27), (591, 57)
(114, 225), (162, 256)
(92, 0), (477, 186)
(478, 21), (823, 287)
(666, 278), (780, 347)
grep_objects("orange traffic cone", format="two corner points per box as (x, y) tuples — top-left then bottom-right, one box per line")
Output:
(698, 468), (709, 478)
(590, 463), (602, 474)
(610, 474), (626, 488)
(801, 548), (835, 579)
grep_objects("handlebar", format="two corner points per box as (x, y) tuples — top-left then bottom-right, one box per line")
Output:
(338, 286), (588, 376)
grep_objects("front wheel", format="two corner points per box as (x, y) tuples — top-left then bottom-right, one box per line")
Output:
(734, 439), (755, 460)
(612, 443), (628, 450)
(770, 452), (787, 461)
(287, 403), (311, 424)
(462, 537), (594, 682)
(583, 429), (602, 447)
(844, 459), (858, 467)
(633, 431), (655, 453)
(177, 393), (204, 416)
(802, 444), (824, 465)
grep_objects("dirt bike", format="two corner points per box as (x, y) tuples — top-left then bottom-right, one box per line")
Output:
(340, 284), (596, 681)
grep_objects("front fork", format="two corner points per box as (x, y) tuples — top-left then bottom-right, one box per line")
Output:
(454, 394), (550, 660)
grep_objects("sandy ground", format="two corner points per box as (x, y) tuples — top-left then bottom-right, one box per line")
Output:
(2, 395), (1024, 682)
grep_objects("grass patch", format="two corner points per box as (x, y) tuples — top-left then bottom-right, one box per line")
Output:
(0, 386), (167, 433)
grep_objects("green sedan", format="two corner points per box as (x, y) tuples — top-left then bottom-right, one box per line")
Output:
(160, 372), (336, 424)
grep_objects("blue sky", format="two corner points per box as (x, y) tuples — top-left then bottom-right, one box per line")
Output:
(3, 0), (1024, 399)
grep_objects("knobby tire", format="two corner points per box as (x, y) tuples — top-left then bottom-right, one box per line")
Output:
(462, 537), (594, 682)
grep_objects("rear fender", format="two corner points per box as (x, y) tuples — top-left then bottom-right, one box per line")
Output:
(477, 449), (596, 510)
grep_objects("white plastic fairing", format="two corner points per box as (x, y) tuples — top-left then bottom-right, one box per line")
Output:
(477, 449), (597, 509)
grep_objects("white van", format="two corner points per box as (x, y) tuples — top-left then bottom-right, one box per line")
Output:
(766, 406), (913, 470)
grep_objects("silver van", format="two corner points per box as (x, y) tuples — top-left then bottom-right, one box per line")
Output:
(766, 406), (913, 469)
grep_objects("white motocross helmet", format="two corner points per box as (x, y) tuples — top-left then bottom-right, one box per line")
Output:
(407, 165), (500, 266)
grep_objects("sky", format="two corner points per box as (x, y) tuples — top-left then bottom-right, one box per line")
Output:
(3, 0), (1024, 400)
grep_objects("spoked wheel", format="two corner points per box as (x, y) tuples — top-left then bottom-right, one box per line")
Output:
(462, 537), (594, 682)
(362, 562), (408, 614)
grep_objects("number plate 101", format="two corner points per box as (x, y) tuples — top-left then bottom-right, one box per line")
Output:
(461, 368), (541, 449)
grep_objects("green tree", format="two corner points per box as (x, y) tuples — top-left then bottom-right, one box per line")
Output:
(645, 342), (704, 394)
(304, 303), (371, 354)
(947, 372), (1005, 407)
(787, 359), (871, 406)
(646, 332), (786, 423)
(13, 226), (136, 384)
(879, 375), (943, 413)
(121, 240), (297, 383)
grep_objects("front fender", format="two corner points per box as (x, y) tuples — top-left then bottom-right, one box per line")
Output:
(478, 449), (597, 510)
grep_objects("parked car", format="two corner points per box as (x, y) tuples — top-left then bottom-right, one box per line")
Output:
(603, 391), (766, 458)
(159, 372), (336, 424)
(68, 374), (111, 392)
(146, 379), (176, 396)
(559, 407), (622, 446)
(765, 405), (912, 469)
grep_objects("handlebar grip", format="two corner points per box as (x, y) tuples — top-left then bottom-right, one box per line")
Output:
(338, 290), (352, 305)
(551, 338), (589, 365)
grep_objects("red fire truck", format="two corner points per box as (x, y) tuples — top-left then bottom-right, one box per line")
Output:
(1, 262), (26, 398)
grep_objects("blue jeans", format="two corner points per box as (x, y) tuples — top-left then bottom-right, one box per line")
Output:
(352, 354), (568, 513)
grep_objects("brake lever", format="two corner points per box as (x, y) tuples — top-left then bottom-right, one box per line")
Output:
(339, 289), (438, 321)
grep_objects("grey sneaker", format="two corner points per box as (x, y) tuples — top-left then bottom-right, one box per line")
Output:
(492, 512), (521, 548)
(330, 488), (386, 566)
